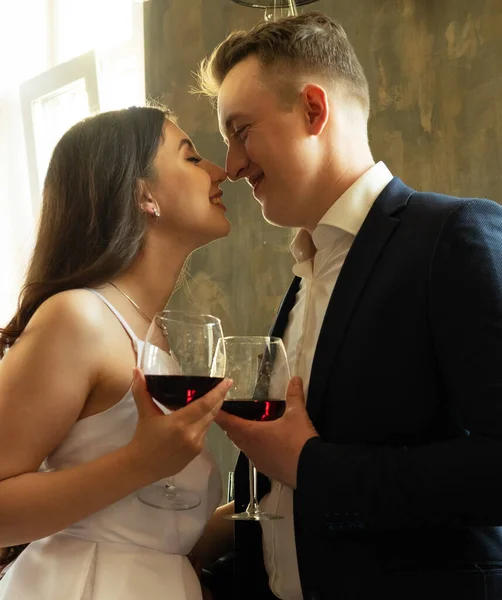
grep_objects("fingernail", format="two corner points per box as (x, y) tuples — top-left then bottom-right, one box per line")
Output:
(224, 378), (233, 389)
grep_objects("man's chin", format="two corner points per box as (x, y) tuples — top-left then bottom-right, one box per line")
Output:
(252, 189), (263, 204)
(258, 190), (290, 226)
(261, 204), (290, 228)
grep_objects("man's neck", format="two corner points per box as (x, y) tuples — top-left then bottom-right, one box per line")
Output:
(304, 158), (376, 234)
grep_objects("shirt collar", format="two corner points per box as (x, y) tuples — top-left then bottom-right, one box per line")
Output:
(291, 161), (393, 261)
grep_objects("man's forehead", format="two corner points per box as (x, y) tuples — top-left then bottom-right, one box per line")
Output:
(217, 57), (263, 129)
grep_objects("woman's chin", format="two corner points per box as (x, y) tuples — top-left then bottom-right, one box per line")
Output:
(194, 222), (231, 249)
(216, 217), (231, 238)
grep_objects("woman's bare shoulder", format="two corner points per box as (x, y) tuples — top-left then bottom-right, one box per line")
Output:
(24, 288), (109, 341)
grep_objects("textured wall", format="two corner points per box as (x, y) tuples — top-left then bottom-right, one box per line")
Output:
(341, 0), (502, 201)
(144, 0), (297, 339)
(144, 0), (502, 486)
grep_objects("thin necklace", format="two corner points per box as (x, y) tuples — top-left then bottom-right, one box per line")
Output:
(108, 282), (152, 323)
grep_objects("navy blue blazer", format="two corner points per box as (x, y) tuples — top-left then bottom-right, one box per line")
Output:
(231, 178), (502, 600)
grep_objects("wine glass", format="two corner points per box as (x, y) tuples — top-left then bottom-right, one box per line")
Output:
(137, 310), (226, 510)
(219, 336), (290, 521)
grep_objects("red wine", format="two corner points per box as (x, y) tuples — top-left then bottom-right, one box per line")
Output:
(221, 399), (286, 421)
(145, 375), (223, 410)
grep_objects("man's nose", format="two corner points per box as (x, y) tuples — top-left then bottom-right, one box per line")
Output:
(225, 146), (249, 182)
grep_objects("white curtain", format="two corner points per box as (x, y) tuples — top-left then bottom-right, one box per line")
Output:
(0, 0), (50, 326)
(0, 0), (145, 326)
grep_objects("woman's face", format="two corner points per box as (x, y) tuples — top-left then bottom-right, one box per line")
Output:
(146, 120), (229, 248)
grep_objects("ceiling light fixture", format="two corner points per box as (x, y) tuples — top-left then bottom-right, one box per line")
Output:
(231, 0), (320, 22)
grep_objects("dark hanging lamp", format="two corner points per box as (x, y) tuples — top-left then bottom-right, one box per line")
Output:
(231, 0), (320, 22)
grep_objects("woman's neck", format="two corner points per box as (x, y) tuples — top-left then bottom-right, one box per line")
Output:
(111, 237), (192, 320)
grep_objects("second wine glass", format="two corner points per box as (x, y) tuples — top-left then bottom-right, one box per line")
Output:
(137, 310), (226, 510)
(220, 336), (290, 521)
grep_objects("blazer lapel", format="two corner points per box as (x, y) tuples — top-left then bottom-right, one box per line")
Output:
(269, 277), (300, 339)
(232, 278), (301, 503)
(306, 178), (414, 422)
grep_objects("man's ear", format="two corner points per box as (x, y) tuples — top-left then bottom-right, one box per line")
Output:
(301, 83), (329, 136)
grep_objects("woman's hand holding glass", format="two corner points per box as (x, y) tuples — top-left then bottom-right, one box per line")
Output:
(128, 367), (231, 486)
(133, 310), (228, 510)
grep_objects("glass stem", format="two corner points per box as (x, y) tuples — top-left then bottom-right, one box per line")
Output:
(246, 462), (260, 516)
(164, 477), (177, 499)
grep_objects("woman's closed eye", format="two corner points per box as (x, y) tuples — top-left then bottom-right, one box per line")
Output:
(186, 156), (202, 163)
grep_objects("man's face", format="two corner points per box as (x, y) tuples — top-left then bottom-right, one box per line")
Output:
(218, 56), (316, 228)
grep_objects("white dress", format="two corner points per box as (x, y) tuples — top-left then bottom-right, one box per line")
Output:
(0, 291), (222, 600)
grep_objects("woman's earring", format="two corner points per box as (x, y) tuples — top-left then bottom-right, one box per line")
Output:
(141, 197), (160, 220)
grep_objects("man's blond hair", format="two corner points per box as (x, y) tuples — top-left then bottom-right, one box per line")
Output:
(196, 12), (370, 116)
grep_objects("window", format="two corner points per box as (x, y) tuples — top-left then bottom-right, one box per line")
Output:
(20, 51), (100, 213)
(0, 0), (145, 324)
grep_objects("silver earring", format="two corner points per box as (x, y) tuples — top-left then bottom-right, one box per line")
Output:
(152, 207), (159, 219)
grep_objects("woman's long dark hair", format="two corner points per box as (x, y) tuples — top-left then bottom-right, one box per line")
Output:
(0, 105), (170, 566)
(0, 105), (169, 355)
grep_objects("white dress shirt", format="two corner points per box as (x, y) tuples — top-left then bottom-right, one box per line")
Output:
(260, 162), (394, 599)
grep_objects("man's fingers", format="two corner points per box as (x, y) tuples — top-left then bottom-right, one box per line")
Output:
(214, 408), (234, 430)
(285, 376), (305, 408)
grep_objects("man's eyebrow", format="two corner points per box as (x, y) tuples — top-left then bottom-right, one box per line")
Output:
(223, 112), (246, 136)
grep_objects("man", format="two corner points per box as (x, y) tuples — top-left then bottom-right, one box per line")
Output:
(198, 12), (502, 600)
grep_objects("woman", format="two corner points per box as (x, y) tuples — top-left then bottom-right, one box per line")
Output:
(0, 106), (234, 599)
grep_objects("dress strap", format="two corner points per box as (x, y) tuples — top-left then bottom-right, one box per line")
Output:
(85, 289), (140, 360)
